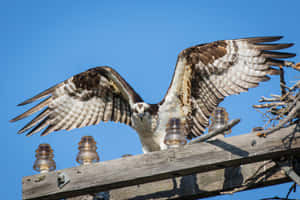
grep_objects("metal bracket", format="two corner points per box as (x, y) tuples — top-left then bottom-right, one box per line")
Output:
(57, 172), (70, 189)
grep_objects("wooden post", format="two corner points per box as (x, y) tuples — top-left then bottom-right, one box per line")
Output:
(23, 124), (300, 200)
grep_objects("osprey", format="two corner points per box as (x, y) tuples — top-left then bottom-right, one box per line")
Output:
(11, 36), (296, 153)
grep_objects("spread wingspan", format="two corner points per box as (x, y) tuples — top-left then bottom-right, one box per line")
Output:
(162, 36), (295, 139)
(11, 66), (143, 136)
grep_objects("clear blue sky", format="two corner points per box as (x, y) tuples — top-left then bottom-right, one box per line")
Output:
(2, 1), (300, 199)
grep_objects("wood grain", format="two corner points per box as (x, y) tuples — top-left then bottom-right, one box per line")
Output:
(23, 124), (300, 200)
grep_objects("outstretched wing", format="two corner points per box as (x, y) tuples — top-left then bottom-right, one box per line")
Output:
(163, 36), (296, 139)
(11, 66), (143, 136)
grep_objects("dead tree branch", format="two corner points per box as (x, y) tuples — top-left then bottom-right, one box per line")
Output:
(253, 73), (299, 137)
(188, 119), (240, 144)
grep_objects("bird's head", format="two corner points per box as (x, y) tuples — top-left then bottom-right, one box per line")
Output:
(133, 102), (150, 119)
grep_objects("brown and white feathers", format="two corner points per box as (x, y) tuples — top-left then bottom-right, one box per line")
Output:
(11, 36), (296, 152)
(169, 36), (295, 139)
(11, 66), (143, 136)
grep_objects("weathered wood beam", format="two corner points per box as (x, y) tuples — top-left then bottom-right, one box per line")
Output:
(109, 159), (300, 200)
(23, 124), (300, 200)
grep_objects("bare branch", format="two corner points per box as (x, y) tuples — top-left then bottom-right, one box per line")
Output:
(253, 65), (299, 137)
(290, 81), (300, 91)
(257, 102), (300, 137)
(253, 102), (286, 108)
(286, 183), (297, 200)
(284, 61), (300, 72)
(189, 119), (240, 144)
(271, 94), (282, 98)
(259, 96), (281, 103)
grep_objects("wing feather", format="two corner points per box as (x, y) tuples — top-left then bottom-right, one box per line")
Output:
(252, 43), (293, 50)
(41, 125), (56, 136)
(18, 108), (51, 134)
(17, 83), (64, 106)
(120, 100), (126, 123)
(239, 36), (283, 43)
(103, 92), (113, 122)
(95, 101), (105, 125)
(11, 66), (142, 136)
(261, 51), (296, 58)
(85, 98), (100, 126)
(164, 36), (295, 139)
(11, 97), (52, 122)
(26, 117), (50, 136)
